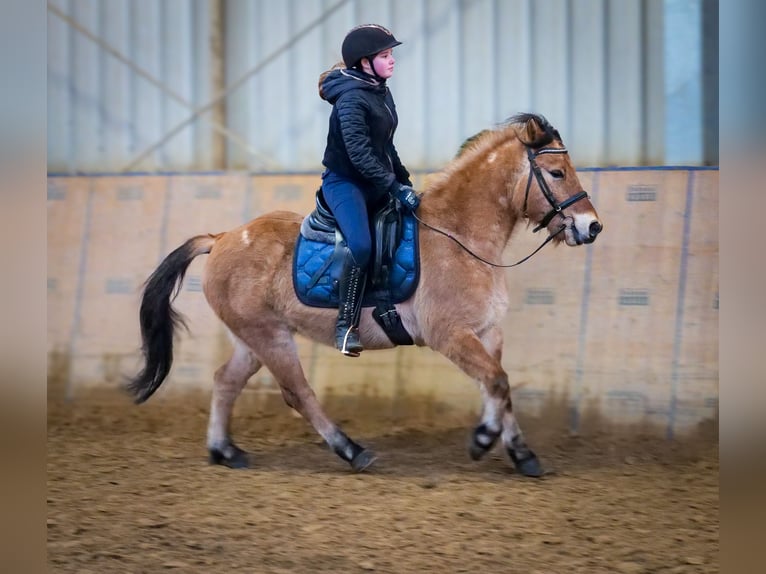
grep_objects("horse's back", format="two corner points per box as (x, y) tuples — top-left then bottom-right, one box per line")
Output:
(212, 210), (301, 255)
(203, 210), (303, 320)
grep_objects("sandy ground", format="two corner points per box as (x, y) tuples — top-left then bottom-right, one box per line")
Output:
(48, 387), (718, 573)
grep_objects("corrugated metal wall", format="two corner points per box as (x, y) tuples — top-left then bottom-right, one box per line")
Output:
(47, 0), (717, 173)
(48, 0), (219, 172)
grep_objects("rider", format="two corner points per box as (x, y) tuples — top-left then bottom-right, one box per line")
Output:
(319, 24), (420, 357)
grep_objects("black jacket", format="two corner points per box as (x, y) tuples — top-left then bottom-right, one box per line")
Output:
(320, 68), (411, 204)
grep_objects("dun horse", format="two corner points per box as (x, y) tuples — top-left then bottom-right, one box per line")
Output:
(127, 113), (602, 477)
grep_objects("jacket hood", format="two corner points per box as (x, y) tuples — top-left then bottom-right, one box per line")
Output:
(319, 68), (385, 103)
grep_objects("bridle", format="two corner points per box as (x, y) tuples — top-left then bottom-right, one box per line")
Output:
(413, 143), (590, 269)
(523, 146), (589, 233)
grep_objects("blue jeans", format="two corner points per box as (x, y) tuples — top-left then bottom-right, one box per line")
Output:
(321, 170), (373, 269)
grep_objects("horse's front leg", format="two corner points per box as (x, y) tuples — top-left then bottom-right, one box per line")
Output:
(501, 402), (544, 477)
(481, 326), (544, 477)
(435, 327), (543, 477)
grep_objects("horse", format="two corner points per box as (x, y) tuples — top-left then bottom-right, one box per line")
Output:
(127, 113), (603, 477)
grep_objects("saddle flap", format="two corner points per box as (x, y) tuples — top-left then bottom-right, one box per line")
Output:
(371, 198), (403, 288)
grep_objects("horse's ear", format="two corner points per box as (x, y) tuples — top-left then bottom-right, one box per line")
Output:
(522, 117), (545, 145)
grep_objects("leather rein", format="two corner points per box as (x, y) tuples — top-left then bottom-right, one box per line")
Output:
(413, 144), (589, 269)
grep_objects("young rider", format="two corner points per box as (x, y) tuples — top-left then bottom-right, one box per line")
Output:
(318, 24), (420, 357)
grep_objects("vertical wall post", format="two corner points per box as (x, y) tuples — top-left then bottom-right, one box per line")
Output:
(209, 0), (226, 168)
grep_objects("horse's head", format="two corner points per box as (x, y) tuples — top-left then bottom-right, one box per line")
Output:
(511, 114), (603, 246)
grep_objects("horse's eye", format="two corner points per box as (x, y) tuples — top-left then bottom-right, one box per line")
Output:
(550, 169), (565, 179)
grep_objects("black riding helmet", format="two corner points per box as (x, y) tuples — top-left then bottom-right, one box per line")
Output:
(341, 24), (402, 74)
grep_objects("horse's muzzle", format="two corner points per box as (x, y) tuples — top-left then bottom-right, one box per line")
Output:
(566, 214), (602, 245)
(584, 220), (603, 244)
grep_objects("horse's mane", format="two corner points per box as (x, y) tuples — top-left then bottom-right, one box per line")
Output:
(454, 113), (561, 158)
(428, 113), (560, 194)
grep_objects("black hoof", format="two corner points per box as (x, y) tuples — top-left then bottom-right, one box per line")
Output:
(350, 449), (377, 473)
(469, 424), (500, 461)
(469, 442), (488, 461)
(209, 443), (250, 469)
(509, 450), (544, 477)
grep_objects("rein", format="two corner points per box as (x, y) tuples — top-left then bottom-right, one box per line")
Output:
(413, 211), (565, 268)
(412, 144), (588, 269)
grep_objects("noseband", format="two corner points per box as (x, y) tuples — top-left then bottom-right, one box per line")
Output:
(523, 146), (589, 233)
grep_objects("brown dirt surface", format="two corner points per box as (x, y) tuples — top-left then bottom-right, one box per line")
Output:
(48, 388), (718, 573)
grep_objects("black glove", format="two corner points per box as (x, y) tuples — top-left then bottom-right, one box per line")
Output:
(393, 184), (421, 211)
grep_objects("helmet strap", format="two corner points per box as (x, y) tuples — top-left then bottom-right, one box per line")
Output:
(361, 55), (386, 82)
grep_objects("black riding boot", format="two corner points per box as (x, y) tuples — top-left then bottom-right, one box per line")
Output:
(335, 261), (366, 357)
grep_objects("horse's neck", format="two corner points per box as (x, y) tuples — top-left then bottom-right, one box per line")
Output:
(428, 160), (522, 257)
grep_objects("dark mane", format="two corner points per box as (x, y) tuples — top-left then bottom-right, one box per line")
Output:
(455, 129), (493, 158)
(454, 113), (561, 159)
(504, 113), (561, 148)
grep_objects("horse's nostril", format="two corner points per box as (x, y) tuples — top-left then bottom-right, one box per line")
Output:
(589, 221), (603, 237)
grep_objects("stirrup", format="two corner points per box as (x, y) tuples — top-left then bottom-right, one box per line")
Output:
(339, 326), (363, 357)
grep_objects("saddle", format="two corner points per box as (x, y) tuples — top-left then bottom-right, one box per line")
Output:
(293, 190), (419, 345)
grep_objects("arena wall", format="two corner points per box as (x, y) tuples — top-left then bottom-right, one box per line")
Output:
(47, 168), (718, 437)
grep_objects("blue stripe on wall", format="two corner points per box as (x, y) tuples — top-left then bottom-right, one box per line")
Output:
(66, 179), (95, 400)
(668, 170), (696, 439)
(570, 170), (601, 433)
(157, 176), (173, 262)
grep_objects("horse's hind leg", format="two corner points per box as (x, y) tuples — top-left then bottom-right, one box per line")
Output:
(245, 326), (376, 473)
(207, 335), (262, 468)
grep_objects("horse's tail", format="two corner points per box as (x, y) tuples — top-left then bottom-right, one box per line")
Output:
(127, 233), (220, 404)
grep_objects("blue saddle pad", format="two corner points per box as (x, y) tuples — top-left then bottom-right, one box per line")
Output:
(293, 213), (419, 308)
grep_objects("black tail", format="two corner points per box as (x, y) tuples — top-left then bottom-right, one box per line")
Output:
(126, 234), (217, 403)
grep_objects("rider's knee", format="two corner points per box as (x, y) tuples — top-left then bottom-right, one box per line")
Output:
(346, 236), (372, 268)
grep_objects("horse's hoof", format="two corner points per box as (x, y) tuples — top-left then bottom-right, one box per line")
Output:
(208, 444), (250, 469)
(469, 442), (489, 461)
(350, 449), (377, 473)
(511, 451), (544, 478)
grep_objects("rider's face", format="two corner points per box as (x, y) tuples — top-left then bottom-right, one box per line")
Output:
(369, 49), (395, 79)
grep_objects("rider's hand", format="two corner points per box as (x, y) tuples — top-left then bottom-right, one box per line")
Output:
(394, 184), (421, 211)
